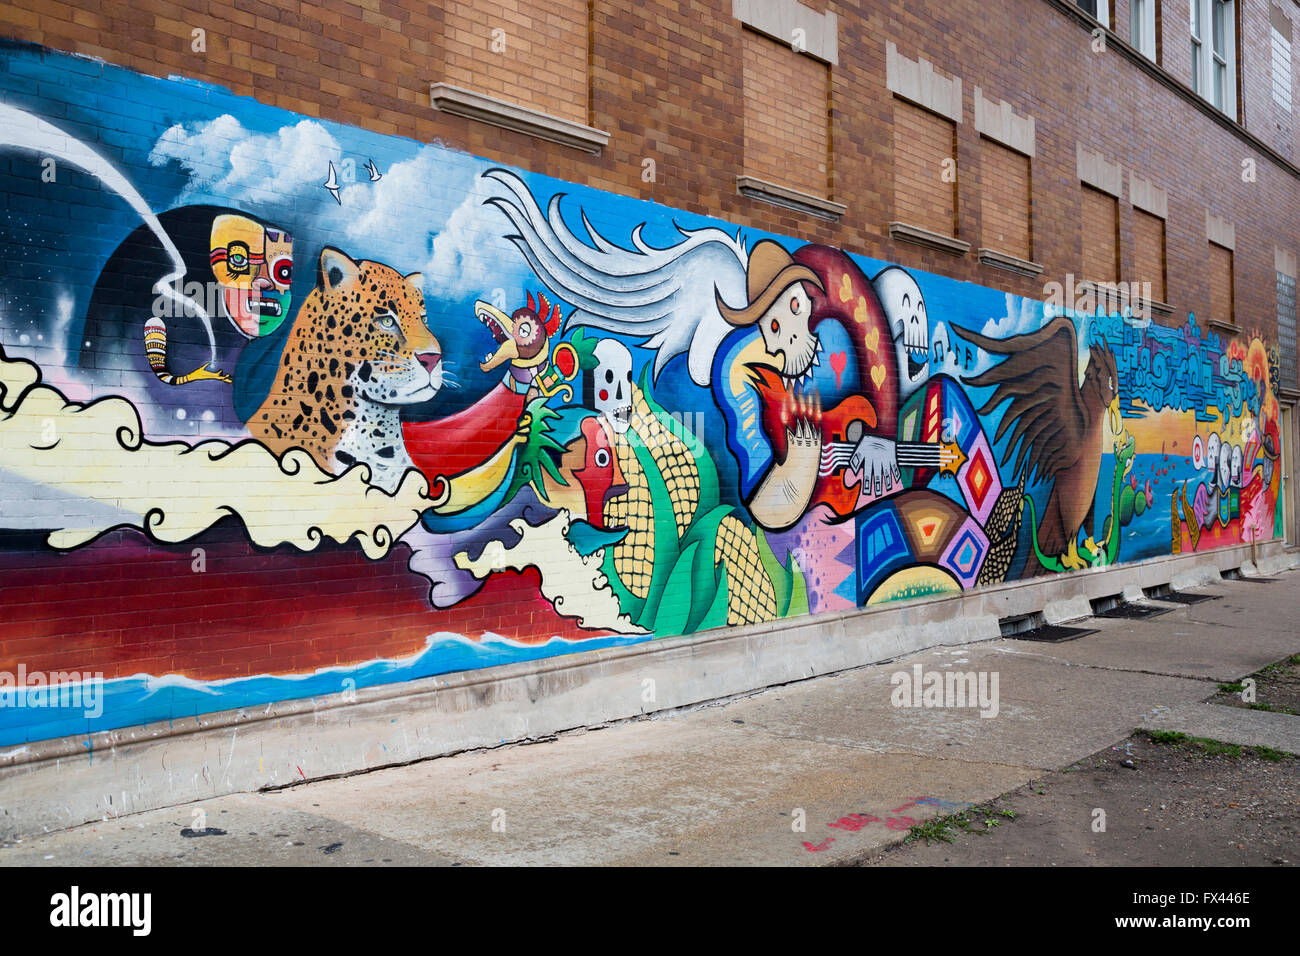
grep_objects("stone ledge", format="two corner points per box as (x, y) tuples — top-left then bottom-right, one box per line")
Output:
(889, 221), (970, 256)
(1205, 317), (1241, 336)
(977, 247), (1043, 278)
(736, 174), (847, 220)
(429, 83), (609, 153)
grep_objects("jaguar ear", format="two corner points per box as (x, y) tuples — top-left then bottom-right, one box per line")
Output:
(319, 247), (360, 291)
(404, 272), (424, 289)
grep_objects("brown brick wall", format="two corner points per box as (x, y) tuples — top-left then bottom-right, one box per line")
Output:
(742, 27), (829, 196)
(0, 0), (1296, 377)
(439, 0), (589, 124)
(1210, 240), (1236, 322)
(1082, 185), (1120, 283)
(893, 99), (957, 236)
(1132, 208), (1167, 301)
(980, 137), (1032, 260)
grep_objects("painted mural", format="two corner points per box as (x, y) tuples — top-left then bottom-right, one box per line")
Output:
(0, 41), (1283, 745)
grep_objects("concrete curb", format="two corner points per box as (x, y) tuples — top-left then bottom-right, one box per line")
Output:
(0, 538), (1283, 840)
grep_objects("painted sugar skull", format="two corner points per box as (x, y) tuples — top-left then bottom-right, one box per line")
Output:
(590, 338), (633, 434)
(874, 266), (930, 399)
(718, 240), (823, 381)
(210, 213), (293, 338)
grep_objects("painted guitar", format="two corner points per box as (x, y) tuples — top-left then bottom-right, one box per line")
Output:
(812, 394), (966, 518)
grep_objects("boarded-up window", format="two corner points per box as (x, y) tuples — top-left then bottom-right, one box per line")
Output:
(894, 100), (957, 236)
(441, 0), (589, 124)
(742, 30), (830, 196)
(1132, 209), (1167, 302)
(1279, 270), (1298, 385)
(1081, 185), (1120, 284)
(980, 138), (1032, 261)
(1209, 242), (1235, 324)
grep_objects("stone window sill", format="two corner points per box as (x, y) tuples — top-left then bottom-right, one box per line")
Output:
(736, 175), (847, 221)
(889, 221), (970, 256)
(977, 247), (1043, 278)
(429, 83), (609, 153)
(1205, 317), (1240, 336)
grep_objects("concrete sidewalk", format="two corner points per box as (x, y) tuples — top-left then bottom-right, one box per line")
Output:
(2, 573), (1297, 866)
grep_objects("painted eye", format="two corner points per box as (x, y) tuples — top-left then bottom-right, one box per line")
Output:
(375, 313), (396, 330)
(605, 369), (614, 384)
(594, 448), (611, 468)
(771, 318), (781, 334)
(518, 321), (533, 339)
(789, 296), (800, 314)
(271, 258), (292, 286)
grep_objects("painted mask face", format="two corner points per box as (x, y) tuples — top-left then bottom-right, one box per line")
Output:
(210, 214), (293, 338)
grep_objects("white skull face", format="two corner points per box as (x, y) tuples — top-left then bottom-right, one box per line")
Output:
(1217, 440), (1232, 493)
(1205, 432), (1221, 477)
(1230, 444), (1243, 488)
(592, 338), (632, 434)
(874, 267), (929, 399)
(759, 283), (819, 381)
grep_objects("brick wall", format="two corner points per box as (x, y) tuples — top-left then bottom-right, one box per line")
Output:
(1132, 207), (1168, 300)
(439, 0), (590, 124)
(1210, 240), (1236, 321)
(741, 27), (830, 196)
(980, 138), (1033, 260)
(893, 99), (957, 236)
(1082, 185), (1121, 283)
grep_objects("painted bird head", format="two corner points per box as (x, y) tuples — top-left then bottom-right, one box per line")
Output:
(475, 291), (563, 372)
(1084, 343), (1121, 437)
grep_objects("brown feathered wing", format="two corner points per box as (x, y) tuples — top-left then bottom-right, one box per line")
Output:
(958, 317), (1087, 486)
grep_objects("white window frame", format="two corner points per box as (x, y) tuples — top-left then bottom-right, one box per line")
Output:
(1077, 0), (1109, 29)
(1131, 0), (1156, 61)
(1191, 0), (1237, 117)
(1273, 22), (1293, 111)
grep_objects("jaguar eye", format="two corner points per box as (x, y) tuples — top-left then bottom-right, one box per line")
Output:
(375, 313), (397, 330)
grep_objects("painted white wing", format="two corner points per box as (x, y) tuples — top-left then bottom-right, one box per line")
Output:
(482, 168), (749, 386)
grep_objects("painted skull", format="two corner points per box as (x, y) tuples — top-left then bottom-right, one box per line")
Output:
(874, 267), (929, 399)
(1217, 439), (1232, 493)
(209, 214), (293, 338)
(759, 282), (819, 381)
(1230, 443), (1243, 488)
(591, 338), (633, 434)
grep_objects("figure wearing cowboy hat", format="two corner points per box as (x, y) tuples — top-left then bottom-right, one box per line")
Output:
(711, 240), (902, 532)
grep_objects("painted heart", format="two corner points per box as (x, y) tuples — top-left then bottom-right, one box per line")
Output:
(830, 350), (847, 388)
(838, 272), (854, 304)
(864, 326), (880, 353)
(871, 362), (887, 390)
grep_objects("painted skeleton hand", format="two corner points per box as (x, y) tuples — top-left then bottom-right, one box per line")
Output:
(848, 435), (901, 498)
(748, 418), (822, 531)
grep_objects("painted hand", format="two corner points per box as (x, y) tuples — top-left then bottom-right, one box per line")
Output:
(747, 417), (822, 531)
(848, 435), (901, 498)
(178, 364), (233, 385)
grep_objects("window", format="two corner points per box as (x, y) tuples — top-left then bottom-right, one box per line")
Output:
(742, 29), (831, 200)
(439, 0), (589, 125)
(1132, 209), (1167, 303)
(1081, 185), (1120, 284)
(894, 100), (958, 238)
(1191, 0), (1237, 116)
(1273, 7), (1293, 112)
(1131, 0), (1156, 60)
(981, 138), (1032, 263)
(1280, 270), (1298, 386)
(1209, 241), (1235, 325)
(1076, 0), (1110, 29)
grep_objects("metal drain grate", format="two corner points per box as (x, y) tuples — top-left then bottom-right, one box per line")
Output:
(1006, 624), (1099, 643)
(1093, 603), (1172, 620)
(1152, 591), (1218, 605)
